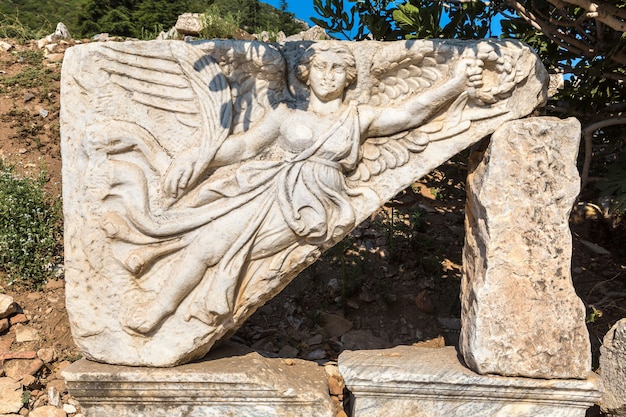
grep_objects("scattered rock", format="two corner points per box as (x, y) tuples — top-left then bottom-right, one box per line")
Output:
(29, 405), (67, 417)
(46, 379), (66, 395)
(0, 295), (16, 319)
(21, 373), (37, 387)
(9, 314), (28, 325)
(307, 334), (323, 346)
(322, 314), (353, 339)
(340, 330), (391, 350)
(277, 345), (299, 358)
(328, 374), (345, 396)
(48, 386), (60, 407)
(0, 40), (13, 51)
(285, 25), (328, 41)
(62, 404), (77, 414)
(37, 348), (56, 364)
(23, 92), (36, 103)
(15, 326), (39, 342)
(0, 318), (9, 333)
(53, 23), (71, 40)
(175, 13), (204, 36)
(44, 53), (64, 63)
(306, 348), (327, 360)
(414, 289), (434, 314)
(3, 359), (44, 380)
(0, 377), (23, 414)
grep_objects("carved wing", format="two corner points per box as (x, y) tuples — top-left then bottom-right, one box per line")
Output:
(77, 40), (232, 170)
(194, 40), (290, 134)
(350, 40), (522, 182)
(350, 41), (463, 182)
(366, 40), (453, 107)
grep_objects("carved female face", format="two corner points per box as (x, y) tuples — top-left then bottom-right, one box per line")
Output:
(307, 50), (350, 102)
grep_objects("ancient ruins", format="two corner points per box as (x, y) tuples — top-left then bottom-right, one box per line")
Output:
(60, 39), (601, 416)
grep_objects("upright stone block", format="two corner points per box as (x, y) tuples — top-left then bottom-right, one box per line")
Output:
(460, 117), (590, 379)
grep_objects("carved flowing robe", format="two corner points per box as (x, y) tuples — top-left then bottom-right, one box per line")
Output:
(108, 104), (364, 321)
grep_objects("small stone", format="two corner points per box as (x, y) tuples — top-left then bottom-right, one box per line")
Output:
(4, 359), (44, 380)
(54, 23), (71, 40)
(328, 375), (345, 396)
(37, 348), (56, 363)
(341, 330), (391, 350)
(306, 348), (327, 360)
(277, 345), (299, 358)
(15, 326), (39, 342)
(0, 377), (23, 414)
(322, 314), (353, 339)
(47, 379), (66, 394)
(0, 318), (9, 333)
(48, 386), (60, 407)
(415, 289), (434, 314)
(9, 314), (28, 325)
(0, 41), (13, 51)
(55, 361), (71, 373)
(45, 54), (64, 63)
(29, 406), (67, 417)
(45, 280), (65, 291)
(306, 334), (323, 346)
(39, 109), (49, 118)
(324, 364), (341, 379)
(23, 92), (36, 103)
(62, 404), (77, 414)
(21, 374), (37, 387)
(359, 291), (376, 303)
(0, 295), (15, 319)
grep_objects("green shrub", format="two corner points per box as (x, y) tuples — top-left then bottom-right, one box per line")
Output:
(0, 160), (62, 288)
(199, 5), (242, 39)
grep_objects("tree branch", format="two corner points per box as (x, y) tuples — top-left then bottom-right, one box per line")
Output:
(548, 0), (626, 31)
(581, 116), (626, 189)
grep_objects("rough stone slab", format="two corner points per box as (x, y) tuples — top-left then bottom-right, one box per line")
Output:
(62, 343), (333, 417)
(600, 318), (626, 416)
(460, 117), (591, 379)
(338, 346), (601, 417)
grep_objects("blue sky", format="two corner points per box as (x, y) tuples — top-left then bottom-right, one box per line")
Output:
(261, 0), (320, 26)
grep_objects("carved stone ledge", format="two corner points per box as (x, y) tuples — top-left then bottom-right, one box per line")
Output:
(339, 346), (602, 417)
(62, 343), (334, 417)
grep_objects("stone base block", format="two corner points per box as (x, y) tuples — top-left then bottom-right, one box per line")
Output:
(339, 346), (601, 417)
(62, 343), (333, 417)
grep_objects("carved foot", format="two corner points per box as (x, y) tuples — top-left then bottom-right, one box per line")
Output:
(124, 296), (171, 334)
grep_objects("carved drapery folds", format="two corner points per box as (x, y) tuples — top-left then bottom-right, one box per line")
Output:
(61, 39), (547, 366)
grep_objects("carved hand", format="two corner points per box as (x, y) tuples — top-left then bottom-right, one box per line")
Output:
(163, 152), (203, 198)
(455, 57), (484, 96)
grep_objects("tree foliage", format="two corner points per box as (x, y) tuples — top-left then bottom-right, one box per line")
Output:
(1, 0), (306, 40)
(313, 0), (626, 214)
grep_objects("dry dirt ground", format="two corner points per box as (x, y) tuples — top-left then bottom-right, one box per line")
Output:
(0, 39), (624, 416)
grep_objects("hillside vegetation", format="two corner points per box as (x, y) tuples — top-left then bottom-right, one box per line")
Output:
(0, 0), (306, 40)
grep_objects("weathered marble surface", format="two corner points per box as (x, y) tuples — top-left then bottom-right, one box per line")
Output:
(600, 318), (626, 416)
(62, 342), (333, 417)
(460, 117), (591, 379)
(339, 346), (601, 417)
(61, 39), (547, 366)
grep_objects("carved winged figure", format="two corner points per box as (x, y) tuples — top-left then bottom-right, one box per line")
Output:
(61, 39), (545, 366)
